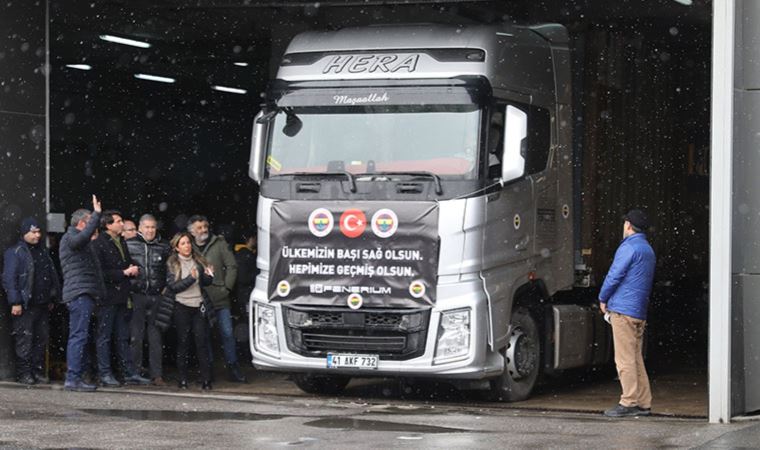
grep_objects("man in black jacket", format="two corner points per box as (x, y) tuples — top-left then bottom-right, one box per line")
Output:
(126, 214), (170, 385)
(2, 217), (60, 385)
(92, 210), (150, 386)
(59, 195), (104, 392)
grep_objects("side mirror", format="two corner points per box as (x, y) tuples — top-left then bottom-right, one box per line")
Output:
(249, 110), (268, 184)
(500, 105), (527, 184)
(282, 111), (303, 137)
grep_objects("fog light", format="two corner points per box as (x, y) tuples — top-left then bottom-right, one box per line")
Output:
(434, 308), (471, 363)
(256, 303), (280, 356)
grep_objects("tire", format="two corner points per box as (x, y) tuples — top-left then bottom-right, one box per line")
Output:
(488, 307), (541, 402)
(292, 373), (351, 395)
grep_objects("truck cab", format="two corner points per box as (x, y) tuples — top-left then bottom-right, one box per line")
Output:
(248, 23), (604, 400)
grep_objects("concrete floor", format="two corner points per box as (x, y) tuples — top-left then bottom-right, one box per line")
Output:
(114, 364), (708, 418)
(0, 381), (749, 449)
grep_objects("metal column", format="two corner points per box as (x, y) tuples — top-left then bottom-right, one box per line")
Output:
(709, 0), (734, 424)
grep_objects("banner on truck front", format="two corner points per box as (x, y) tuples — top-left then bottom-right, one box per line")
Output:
(269, 201), (439, 308)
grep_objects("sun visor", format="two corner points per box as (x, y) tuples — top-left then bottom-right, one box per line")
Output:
(276, 86), (485, 108)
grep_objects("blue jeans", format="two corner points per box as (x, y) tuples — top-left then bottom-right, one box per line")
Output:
(212, 307), (238, 367)
(95, 303), (137, 378)
(65, 295), (95, 383)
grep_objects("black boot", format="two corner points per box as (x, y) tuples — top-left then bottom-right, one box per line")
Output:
(201, 380), (212, 391)
(227, 364), (247, 383)
(17, 374), (36, 385)
(33, 371), (50, 384)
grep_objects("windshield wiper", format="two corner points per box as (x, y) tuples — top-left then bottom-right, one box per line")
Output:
(271, 171), (357, 193)
(365, 171), (443, 195)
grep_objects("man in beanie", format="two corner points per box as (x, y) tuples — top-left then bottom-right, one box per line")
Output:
(599, 209), (656, 417)
(2, 217), (61, 385)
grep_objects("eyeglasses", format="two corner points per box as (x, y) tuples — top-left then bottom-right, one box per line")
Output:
(123, 228), (136, 232)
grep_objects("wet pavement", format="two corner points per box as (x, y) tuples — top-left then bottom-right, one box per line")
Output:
(0, 371), (757, 449)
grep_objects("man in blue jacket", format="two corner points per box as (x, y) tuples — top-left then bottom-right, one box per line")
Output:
(2, 217), (60, 385)
(599, 209), (656, 417)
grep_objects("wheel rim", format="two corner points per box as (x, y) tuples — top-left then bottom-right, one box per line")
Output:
(506, 326), (537, 380)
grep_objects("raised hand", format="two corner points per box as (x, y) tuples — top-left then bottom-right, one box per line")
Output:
(92, 195), (102, 213)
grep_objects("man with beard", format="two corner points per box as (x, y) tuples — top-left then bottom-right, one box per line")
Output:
(187, 215), (246, 383)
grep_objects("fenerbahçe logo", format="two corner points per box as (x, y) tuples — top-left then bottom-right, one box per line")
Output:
(347, 293), (363, 310)
(308, 208), (334, 237)
(276, 280), (291, 297)
(409, 280), (426, 299)
(371, 209), (398, 238)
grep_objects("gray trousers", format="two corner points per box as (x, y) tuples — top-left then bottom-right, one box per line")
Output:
(130, 294), (164, 379)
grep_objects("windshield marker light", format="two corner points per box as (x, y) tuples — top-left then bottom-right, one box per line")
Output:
(211, 85), (247, 95)
(134, 73), (175, 84)
(65, 64), (92, 71)
(99, 34), (151, 49)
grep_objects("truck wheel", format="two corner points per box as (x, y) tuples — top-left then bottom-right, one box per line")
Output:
(292, 373), (351, 395)
(488, 307), (540, 402)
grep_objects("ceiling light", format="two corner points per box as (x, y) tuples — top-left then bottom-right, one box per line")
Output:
(234, 62), (249, 67)
(211, 85), (247, 95)
(672, 0), (693, 5)
(65, 64), (92, 70)
(134, 73), (175, 83)
(99, 34), (151, 49)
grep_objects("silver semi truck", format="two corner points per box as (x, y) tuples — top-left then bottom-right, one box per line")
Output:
(248, 23), (610, 401)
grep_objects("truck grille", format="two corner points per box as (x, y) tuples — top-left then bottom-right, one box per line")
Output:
(302, 333), (407, 353)
(282, 306), (430, 360)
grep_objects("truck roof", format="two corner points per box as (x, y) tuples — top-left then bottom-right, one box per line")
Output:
(276, 23), (569, 104)
(284, 23), (567, 54)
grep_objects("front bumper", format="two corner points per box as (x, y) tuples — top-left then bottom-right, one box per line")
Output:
(249, 276), (504, 379)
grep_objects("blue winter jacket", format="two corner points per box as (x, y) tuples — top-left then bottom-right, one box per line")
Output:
(598, 233), (656, 320)
(2, 241), (60, 307)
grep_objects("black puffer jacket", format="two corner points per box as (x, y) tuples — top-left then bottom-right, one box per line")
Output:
(60, 211), (106, 303)
(92, 232), (136, 305)
(127, 234), (170, 295)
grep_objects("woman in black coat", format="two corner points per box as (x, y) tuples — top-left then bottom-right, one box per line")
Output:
(165, 231), (215, 390)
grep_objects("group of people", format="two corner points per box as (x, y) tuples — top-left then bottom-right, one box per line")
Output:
(2, 195), (258, 392)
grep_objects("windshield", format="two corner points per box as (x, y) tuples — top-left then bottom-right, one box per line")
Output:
(264, 105), (481, 179)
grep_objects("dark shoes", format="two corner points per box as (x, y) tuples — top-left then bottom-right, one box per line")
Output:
(124, 374), (151, 386)
(178, 380), (189, 390)
(17, 374), (36, 385)
(604, 404), (651, 417)
(100, 374), (121, 387)
(152, 377), (167, 387)
(64, 380), (97, 392)
(228, 365), (248, 383)
(33, 372), (50, 384)
(201, 381), (213, 391)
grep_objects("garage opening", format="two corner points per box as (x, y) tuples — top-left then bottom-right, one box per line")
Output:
(38, 0), (712, 416)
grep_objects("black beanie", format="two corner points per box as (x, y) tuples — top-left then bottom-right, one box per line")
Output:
(624, 209), (649, 230)
(20, 217), (41, 236)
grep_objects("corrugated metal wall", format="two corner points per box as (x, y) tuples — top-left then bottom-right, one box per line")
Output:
(577, 26), (711, 287)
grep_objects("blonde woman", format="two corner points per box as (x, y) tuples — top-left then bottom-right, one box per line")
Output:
(165, 232), (214, 390)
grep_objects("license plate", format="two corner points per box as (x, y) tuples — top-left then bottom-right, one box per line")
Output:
(326, 353), (379, 370)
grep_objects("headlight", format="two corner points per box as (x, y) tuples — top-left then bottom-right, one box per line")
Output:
(434, 308), (471, 364)
(255, 303), (280, 356)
